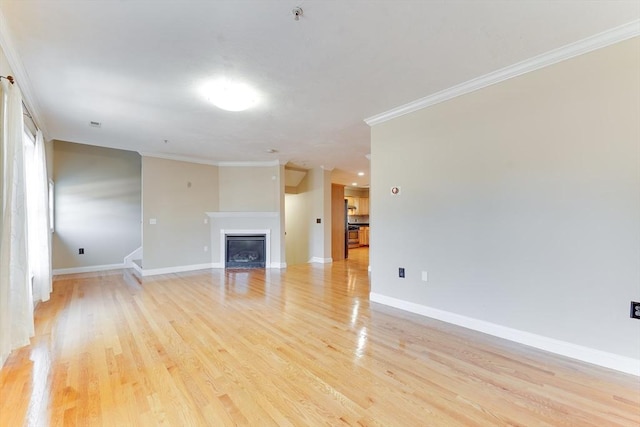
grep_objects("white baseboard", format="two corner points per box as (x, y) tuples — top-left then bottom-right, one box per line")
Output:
(124, 246), (142, 267)
(53, 263), (126, 275)
(135, 263), (214, 277)
(270, 262), (287, 268)
(131, 260), (143, 275)
(370, 293), (640, 376)
(309, 257), (333, 264)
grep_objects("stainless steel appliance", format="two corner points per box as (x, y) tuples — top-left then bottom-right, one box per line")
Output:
(347, 225), (360, 248)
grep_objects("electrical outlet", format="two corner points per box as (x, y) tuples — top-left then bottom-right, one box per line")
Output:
(398, 267), (405, 278)
(630, 301), (640, 319)
(79, 248), (84, 255)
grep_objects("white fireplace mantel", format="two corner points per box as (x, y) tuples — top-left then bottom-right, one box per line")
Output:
(206, 211), (285, 269)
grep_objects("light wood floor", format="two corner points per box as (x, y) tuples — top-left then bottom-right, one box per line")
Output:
(1, 247), (638, 426)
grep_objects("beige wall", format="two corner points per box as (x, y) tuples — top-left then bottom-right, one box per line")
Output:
(284, 192), (310, 265)
(370, 38), (640, 360)
(283, 167), (333, 264)
(299, 167), (333, 262)
(52, 141), (141, 269)
(219, 165), (280, 211)
(142, 157), (218, 270)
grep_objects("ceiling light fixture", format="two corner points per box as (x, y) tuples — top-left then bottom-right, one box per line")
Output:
(292, 7), (303, 20)
(202, 78), (260, 112)
(352, 182), (358, 186)
(266, 148), (277, 153)
(358, 172), (365, 176)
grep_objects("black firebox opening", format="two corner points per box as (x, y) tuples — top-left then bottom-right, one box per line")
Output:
(225, 235), (266, 268)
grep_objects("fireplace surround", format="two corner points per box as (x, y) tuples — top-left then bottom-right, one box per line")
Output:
(207, 212), (284, 269)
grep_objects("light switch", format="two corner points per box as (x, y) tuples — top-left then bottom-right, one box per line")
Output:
(149, 218), (157, 225)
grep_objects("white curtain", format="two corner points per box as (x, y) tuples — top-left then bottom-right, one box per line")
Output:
(0, 79), (34, 366)
(30, 129), (52, 302)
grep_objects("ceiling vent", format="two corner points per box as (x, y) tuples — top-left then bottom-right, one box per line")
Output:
(89, 121), (101, 128)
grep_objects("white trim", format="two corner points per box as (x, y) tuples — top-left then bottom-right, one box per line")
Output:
(134, 263), (214, 277)
(138, 155), (281, 168)
(124, 246), (142, 268)
(207, 211), (279, 218)
(309, 257), (333, 264)
(369, 293), (640, 376)
(131, 260), (143, 276)
(53, 263), (125, 275)
(0, 8), (51, 141)
(270, 262), (287, 269)
(365, 20), (640, 126)
(139, 152), (219, 166)
(218, 160), (280, 167)
(221, 229), (271, 268)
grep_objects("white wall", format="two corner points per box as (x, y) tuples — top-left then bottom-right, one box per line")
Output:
(370, 38), (640, 362)
(52, 141), (141, 270)
(142, 156), (218, 270)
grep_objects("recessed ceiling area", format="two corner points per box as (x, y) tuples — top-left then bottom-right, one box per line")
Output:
(0, 1), (638, 187)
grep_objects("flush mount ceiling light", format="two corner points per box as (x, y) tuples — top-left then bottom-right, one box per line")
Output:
(202, 78), (260, 112)
(357, 172), (365, 176)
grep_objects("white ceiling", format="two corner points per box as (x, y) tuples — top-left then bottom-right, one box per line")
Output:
(1, 1), (638, 187)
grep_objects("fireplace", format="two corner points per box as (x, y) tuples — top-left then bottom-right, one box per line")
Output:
(225, 234), (266, 268)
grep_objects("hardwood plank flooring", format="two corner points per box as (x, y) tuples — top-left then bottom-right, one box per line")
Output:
(1, 247), (638, 426)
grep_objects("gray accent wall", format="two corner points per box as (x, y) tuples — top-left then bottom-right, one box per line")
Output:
(52, 141), (141, 269)
(370, 38), (640, 359)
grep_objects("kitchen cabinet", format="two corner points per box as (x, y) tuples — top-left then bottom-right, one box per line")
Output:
(359, 226), (369, 246)
(357, 197), (369, 215)
(345, 196), (357, 213)
(345, 196), (369, 215)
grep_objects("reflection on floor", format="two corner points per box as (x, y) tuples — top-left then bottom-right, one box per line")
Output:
(1, 245), (638, 426)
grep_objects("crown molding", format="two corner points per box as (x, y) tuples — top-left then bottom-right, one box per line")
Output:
(138, 152), (285, 168)
(218, 160), (280, 167)
(365, 20), (640, 126)
(0, 7), (50, 141)
(138, 151), (219, 166)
